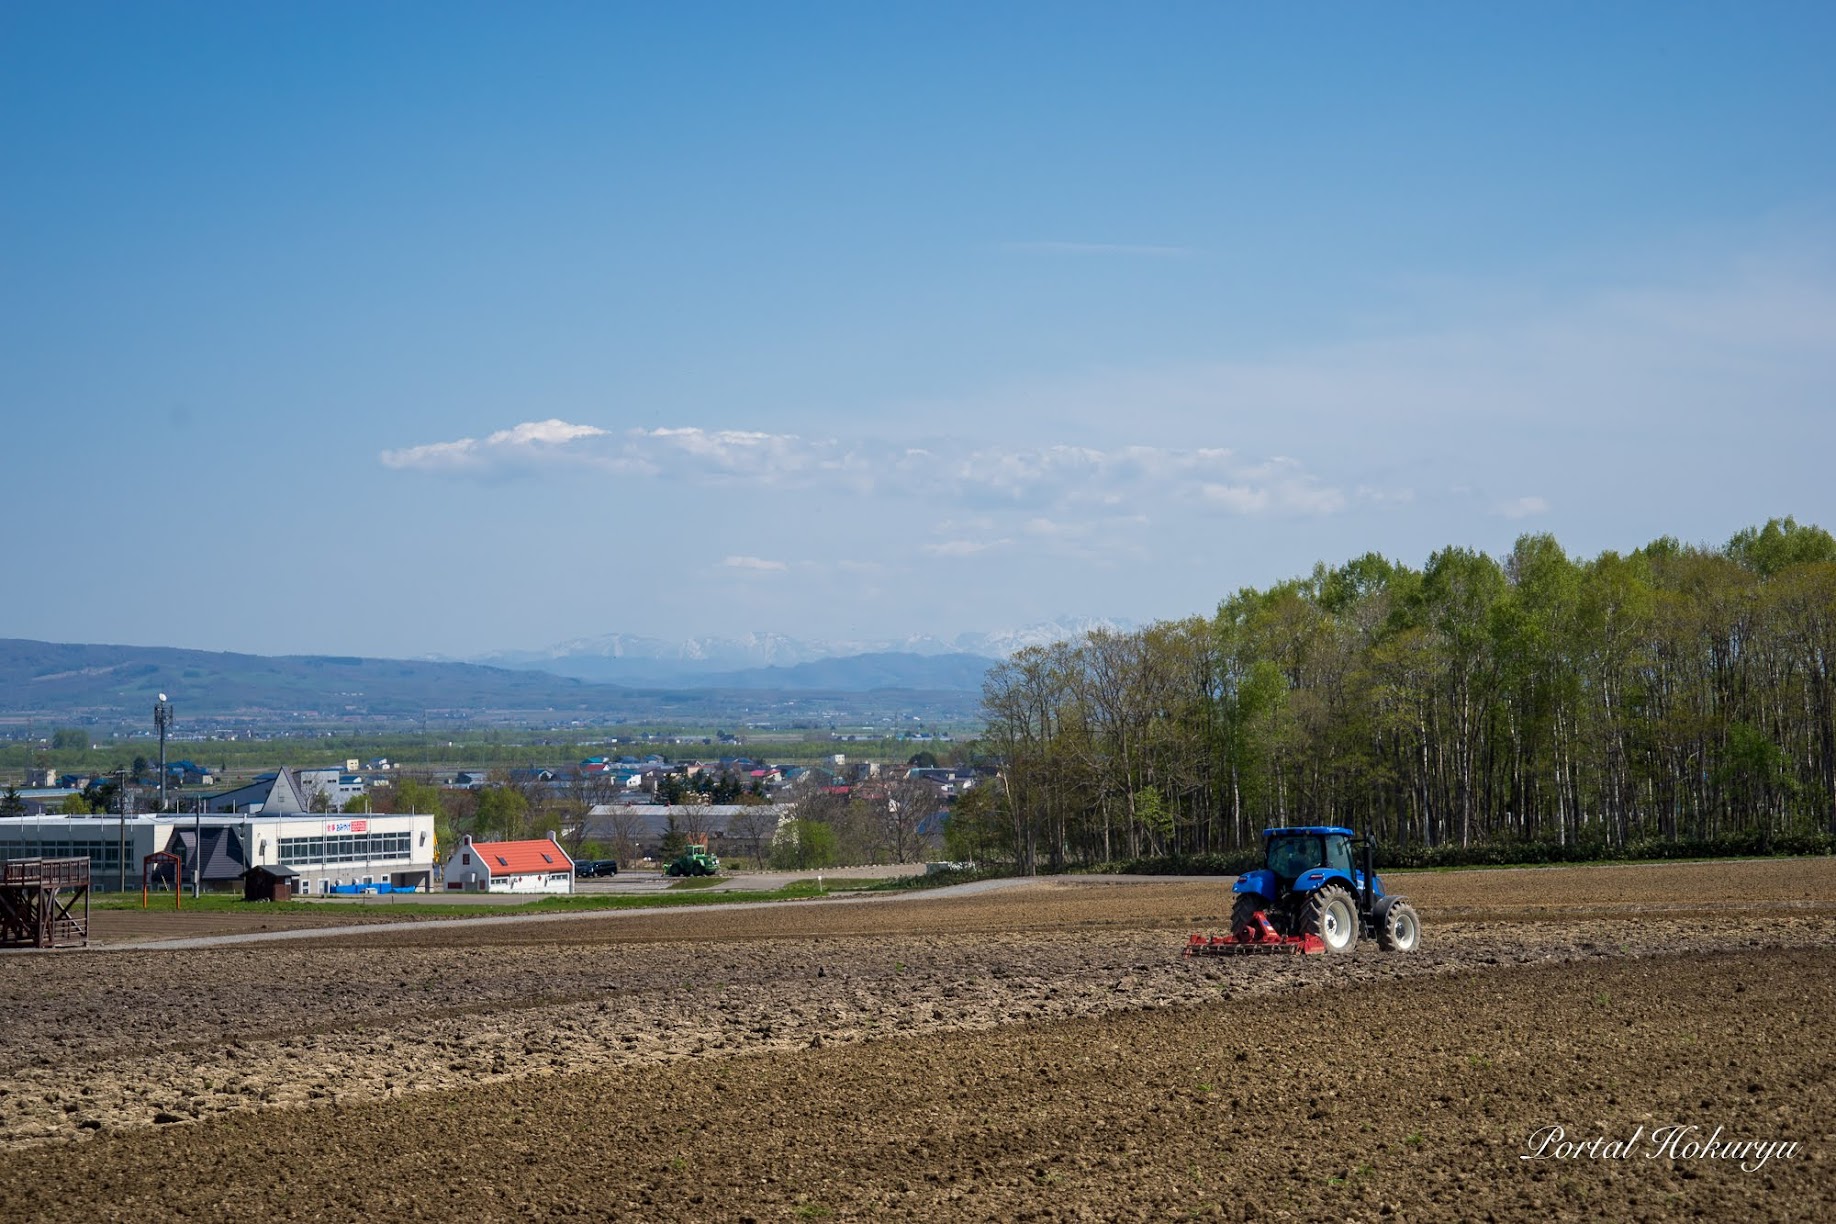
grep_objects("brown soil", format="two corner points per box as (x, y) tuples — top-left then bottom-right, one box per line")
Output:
(3, 858), (1833, 1220)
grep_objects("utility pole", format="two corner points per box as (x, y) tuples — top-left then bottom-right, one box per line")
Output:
(116, 766), (130, 893)
(153, 694), (174, 813)
(193, 801), (203, 899)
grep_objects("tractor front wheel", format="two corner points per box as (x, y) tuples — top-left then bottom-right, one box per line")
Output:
(1303, 884), (1360, 954)
(1377, 899), (1421, 952)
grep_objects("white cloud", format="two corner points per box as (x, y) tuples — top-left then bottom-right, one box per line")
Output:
(1496, 496), (1551, 519)
(1200, 483), (1271, 514)
(381, 416), (1354, 534)
(923, 538), (1008, 558)
(1195, 456), (1345, 516)
(378, 436), (482, 471)
(934, 443), (1344, 517)
(490, 420), (606, 447)
(722, 555), (789, 572)
(379, 418), (609, 472)
(1356, 485), (1416, 505)
(637, 427), (875, 490)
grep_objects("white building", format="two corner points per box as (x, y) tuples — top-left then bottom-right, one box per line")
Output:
(442, 834), (573, 894)
(296, 768), (369, 811)
(0, 811), (438, 895)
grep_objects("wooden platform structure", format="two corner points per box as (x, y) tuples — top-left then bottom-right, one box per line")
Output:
(0, 858), (91, 948)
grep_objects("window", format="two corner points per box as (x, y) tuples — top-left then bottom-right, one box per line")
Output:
(495, 855), (509, 867)
(541, 853), (553, 864)
(1266, 836), (1323, 881)
(1324, 835), (1354, 875)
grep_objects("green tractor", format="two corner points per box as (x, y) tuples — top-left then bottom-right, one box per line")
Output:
(664, 843), (720, 877)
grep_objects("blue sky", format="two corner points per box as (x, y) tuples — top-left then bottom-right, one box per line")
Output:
(4, 3), (1834, 658)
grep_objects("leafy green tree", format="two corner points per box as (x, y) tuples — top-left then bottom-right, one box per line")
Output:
(82, 777), (119, 814)
(0, 788), (23, 818)
(385, 778), (445, 818)
(768, 818), (838, 869)
(1719, 722), (1793, 838)
(57, 793), (94, 815)
(474, 786), (528, 839)
(1727, 516), (1836, 577)
(1133, 787), (1174, 853)
(941, 785), (1004, 863)
(51, 728), (89, 751)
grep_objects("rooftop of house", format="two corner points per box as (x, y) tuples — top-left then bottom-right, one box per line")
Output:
(458, 837), (571, 875)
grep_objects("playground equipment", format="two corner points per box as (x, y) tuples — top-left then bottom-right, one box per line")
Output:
(0, 857), (91, 948)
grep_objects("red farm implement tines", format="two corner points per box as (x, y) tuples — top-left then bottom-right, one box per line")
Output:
(1185, 910), (1325, 957)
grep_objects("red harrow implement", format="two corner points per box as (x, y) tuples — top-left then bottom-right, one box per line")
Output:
(1185, 909), (1326, 957)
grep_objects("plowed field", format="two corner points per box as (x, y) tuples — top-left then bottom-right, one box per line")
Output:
(2, 859), (1833, 1221)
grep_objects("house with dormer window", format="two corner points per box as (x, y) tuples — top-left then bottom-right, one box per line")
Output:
(442, 833), (574, 894)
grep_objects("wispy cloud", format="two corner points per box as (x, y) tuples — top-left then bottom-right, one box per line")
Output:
(939, 445), (1342, 517)
(722, 555), (788, 572)
(636, 427), (873, 489)
(1495, 495), (1551, 519)
(379, 419), (609, 473)
(381, 426), (1344, 521)
(1002, 241), (1196, 258)
(922, 538), (1009, 558)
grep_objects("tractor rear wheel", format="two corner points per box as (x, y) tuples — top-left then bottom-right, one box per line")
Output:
(1302, 884), (1359, 953)
(1377, 899), (1421, 952)
(1230, 893), (1266, 937)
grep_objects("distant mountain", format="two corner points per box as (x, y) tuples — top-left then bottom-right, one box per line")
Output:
(0, 638), (992, 725)
(697, 652), (997, 692)
(951, 616), (1137, 658)
(0, 620), (1132, 722)
(0, 638), (627, 719)
(479, 617), (1133, 686)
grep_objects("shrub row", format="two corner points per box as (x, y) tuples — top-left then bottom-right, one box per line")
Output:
(862, 864), (1013, 891)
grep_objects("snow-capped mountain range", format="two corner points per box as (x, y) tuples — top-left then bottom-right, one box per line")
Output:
(469, 617), (1134, 689)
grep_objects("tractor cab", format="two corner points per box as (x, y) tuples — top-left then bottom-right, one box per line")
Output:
(1264, 829), (1356, 888)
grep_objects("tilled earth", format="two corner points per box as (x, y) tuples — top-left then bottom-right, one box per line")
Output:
(2, 859), (1833, 1221)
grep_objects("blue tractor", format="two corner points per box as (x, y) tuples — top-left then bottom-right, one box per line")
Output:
(1193, 826), (1420, 956)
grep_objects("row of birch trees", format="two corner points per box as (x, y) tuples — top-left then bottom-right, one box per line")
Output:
(974, 519), (1836, 870)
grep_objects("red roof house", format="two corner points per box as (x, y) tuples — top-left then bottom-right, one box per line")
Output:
(443, 834), (574, 894)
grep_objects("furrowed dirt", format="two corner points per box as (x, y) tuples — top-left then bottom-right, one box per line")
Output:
(2, 858), (1832, 1220)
